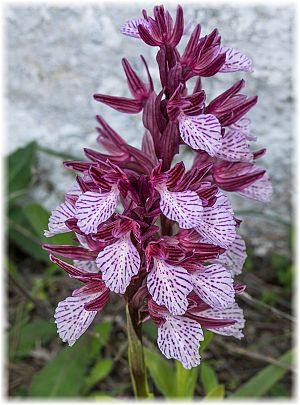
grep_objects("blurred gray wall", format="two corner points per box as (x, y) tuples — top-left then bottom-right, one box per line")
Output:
(5, 3), (294, 255)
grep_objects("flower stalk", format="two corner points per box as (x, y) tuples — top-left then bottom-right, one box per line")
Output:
(126, 304), (152, 399)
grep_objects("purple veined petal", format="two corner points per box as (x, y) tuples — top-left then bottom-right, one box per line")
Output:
(67, 183), (82, 196)
(178, 113), (222, 156)
(73, 260), (99, 273)
(191, 264), (235, 309)
(200, 303), (245, 339)
(195, 195), (236, 249)
(75, 187), (119, 234)
(229, 117), (257, 142)
(96, 234), (140, 294)
(54, 294), (98, 346)
(215, 234), (247, 276)
(237, 173), (272, 202)
(156, 184), (203, 229)
(216, 129), (253, 162)
(44, 201), (76, 237)
(157, 315), (203, 369)
(120, 18), (150, 38)
(147, 258), (193, 315)
(219, 46), (253, 73)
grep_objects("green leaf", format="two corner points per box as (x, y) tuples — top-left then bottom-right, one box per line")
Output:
(200, 363), (218, 394)
(28, 336), (95, 397)
(203, 384), (225, 399)
(200, 331), (214, 354)
(23, 203), (75, 245)
(90, 320), (113, 355)
(8, 141), (37, 200)
(37, 145), (81, 161)
(142, 319), (158, 340)
(82, 358), (113, 394)
(144, 347), (175, 398)
(89, 391), (115, 400)
(10, 319), (57, 359)
(230, 349), (293, 398)
(8, 208), (49, 262)
(175, 360), (198, 398)
(6, 257), (22, 283)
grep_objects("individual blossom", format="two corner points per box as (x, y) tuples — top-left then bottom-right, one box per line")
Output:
(43, 4), (271, 372)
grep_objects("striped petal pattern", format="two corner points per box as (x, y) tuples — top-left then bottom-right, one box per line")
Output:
(158, 315), (203, 369)
(157, 185), (203, 229)
(200, 303), (245, 339)
(147, 258), (193, 315)
(216, 129), (253, 162)
(190, 264), (235, 309)
(195, 193), (236, 248)
(229, 117), (256, 141)
(238, 173), (272, 202)
(44, 201), (76, 237)
(96, 235), (140, 294)
(120, 18), (149, 38)
(75, 187), (119, 234)
(54, 294), (98, 346)
(178, 113), (222, 156)
(73, 260), (99, 273)
(220, 46), (253, 73)
(216, 234), (247, 276)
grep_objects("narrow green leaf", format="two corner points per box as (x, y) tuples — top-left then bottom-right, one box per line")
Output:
(23, 203), (75, 245)
(8, 208), (49, 262)
(89, 391), (115, 400)
(28, 336), (95, 397)
(82, 358), (113, 394)
(200, 331), (214, 354)
(6, 257), (22, 283)
(144, 347), (175, 398)
(175, 360), (198, 398)
(200, 363), (218, 394)
(92, 320), (112, 347)
(204, 384), (225, 399)
(9, 319), (57, 359)
(142, 319), (158, 340)
(37, 145), (81, 161)
(7, 141), (37, 198)
(230, 349), (293, 398)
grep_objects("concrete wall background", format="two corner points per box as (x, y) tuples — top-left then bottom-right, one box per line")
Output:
(5, 3), (294, 255)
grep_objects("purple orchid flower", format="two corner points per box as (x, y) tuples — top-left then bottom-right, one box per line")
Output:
(43, 4), (272, 370)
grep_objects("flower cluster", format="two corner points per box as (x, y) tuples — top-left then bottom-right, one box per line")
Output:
(43, 5), (272, 369)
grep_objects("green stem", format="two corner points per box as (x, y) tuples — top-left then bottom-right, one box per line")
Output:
(126, 304), (152, 399)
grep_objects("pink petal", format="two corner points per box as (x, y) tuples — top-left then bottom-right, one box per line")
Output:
(54, 294), (98, 346)
(178, 113), (222, 156)
(216, 129), (253, 162)
(156, 184), (203, 229)
(196, 192), (236, 248)
(120, 18), (149, 38)
(147, 258), (193, 315)
(44, 201), (76, 237)
(229, 117), (257, 141)
(96, 235), (140, 294)
(215, 234), (247, 276)
(75, 187), (119, 234)
(238, 173), (272, 202)
(200, 303), (245, 339)
(191, 264), (235, 309)
(73, 260), (99, 273)
(158, 315), (203, 369)
(220, 46), (253, 73)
